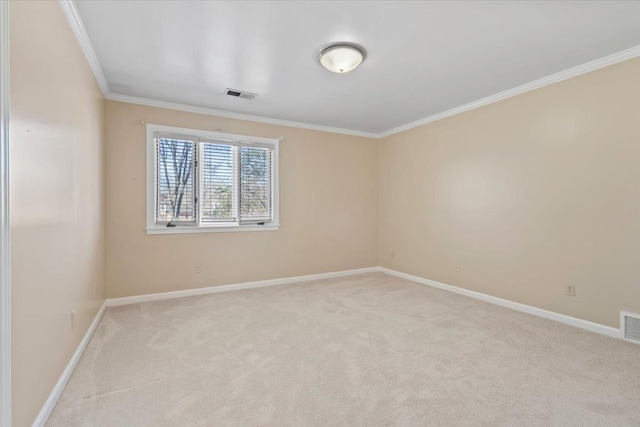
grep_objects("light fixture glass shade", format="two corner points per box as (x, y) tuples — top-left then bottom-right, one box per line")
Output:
(319, 44), (365, 73)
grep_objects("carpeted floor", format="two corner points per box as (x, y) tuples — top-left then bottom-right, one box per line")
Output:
(47, 272), (640, 426)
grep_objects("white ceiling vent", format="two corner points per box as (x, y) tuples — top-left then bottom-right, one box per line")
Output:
(225, 88), (257, 100)
(622, 312), (640, 344)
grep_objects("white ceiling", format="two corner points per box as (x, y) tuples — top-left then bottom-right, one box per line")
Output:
(74, 1), (640, 135)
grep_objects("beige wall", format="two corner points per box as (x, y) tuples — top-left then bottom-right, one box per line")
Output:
(10, 1), (106, 426)
(104, 101), (378, 298)
(379, 57), (640, 328)
(7, 1), (639, 422)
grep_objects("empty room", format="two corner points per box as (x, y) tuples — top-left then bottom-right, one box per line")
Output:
(1, 0), (640, 426)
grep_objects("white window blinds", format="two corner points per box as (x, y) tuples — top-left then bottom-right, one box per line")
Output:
(153, 131), (276, 229)
(200, 142), (237, 223)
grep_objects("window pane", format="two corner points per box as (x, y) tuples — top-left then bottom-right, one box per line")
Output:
(155, 138), (196, 223)
(240, 146), (272, 222)
(201, 143), (236, 222)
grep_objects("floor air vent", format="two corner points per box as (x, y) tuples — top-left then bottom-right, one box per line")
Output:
(622, 312), (640, 343)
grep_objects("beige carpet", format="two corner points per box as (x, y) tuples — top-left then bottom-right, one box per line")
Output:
(47, 272), (640, 426)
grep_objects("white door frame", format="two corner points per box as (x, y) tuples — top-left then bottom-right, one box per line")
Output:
(0, 0), (11, 426)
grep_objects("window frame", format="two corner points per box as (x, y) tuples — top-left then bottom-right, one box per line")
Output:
(146, 124), (279, 234)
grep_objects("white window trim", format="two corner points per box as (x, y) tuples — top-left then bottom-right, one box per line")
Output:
(0, 1), (10, 425)
(146, 124), (280, 234)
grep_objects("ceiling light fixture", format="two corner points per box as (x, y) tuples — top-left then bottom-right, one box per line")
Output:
(319, 43), (365, 74)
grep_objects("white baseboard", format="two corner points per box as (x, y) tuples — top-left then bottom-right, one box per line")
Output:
(378, 267), (622, 339)
(33, 267), (378, 426)
(106, 267), (379, 307)
(33, 266), (628, 427)
(32, 301), (107, 427)
(106, 266), (622, 340)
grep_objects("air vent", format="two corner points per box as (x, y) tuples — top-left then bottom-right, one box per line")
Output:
(622, 312), (640, 343)
(225, 88), (257, 100)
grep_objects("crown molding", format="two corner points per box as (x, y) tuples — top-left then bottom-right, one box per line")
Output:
(58, 0), (640, 139)
(103, 45), (640, 140)
(106, 93), (380, 138)
(58, 0), (109, 96)
(377, 44), (640, 138)
(58, 0), (380, 138)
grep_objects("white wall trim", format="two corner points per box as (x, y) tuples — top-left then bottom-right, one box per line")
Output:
(28, 267), (372, 425)
(378, 267), (622, 339)
(31, 302), (107, 427)
(108, 93), (379, 139)
(106, 266), (625, 341)
(58, 0), (109, 96)
(377, 44), (640, 138)
(107, 267), (379, 307)
(58, 0), (640, 140)
(33, 267), (633, 425)
(107, 44), (640, 139)
(146, 225), (280, 235)
(0, 0), (11, 425)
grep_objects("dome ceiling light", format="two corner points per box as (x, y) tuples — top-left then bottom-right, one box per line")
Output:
(319, 43), (366, 74)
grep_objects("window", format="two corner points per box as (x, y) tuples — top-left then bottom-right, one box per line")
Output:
(146, 124), (279, 234)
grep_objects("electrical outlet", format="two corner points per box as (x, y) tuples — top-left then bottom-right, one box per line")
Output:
(566, 284), (576, 297)
(390, 251), (395, 260)
(455, 266), (460, 273)
(195, 264), (201, 274)
(71, 309), (76, 330)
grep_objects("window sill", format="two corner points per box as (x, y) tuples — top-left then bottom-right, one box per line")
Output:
(146, 225), (280, 235)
